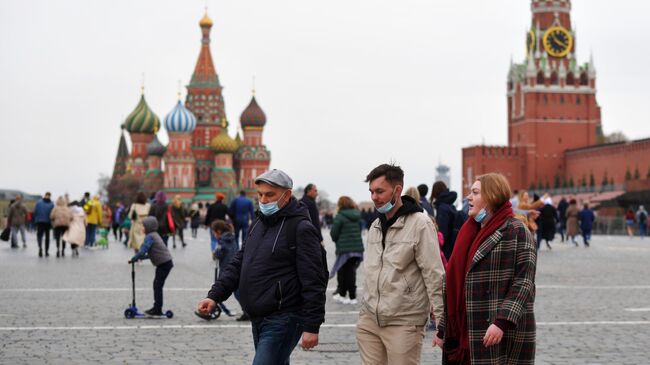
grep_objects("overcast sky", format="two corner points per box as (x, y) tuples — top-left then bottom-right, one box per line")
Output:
(2, 0), (649, 204)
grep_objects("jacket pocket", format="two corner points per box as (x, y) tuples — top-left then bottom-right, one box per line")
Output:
(402, 275), (413, 294)
(276, 281), (283, 310)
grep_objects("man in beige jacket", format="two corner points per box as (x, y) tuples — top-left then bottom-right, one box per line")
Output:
(357, 163), (445, 364)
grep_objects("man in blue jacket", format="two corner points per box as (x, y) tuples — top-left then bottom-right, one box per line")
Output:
(197, 169), (327, 364)
(229, 190), (255, 245)
(33, 192), (55, 257)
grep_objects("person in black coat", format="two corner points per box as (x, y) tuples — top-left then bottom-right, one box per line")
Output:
(197, 169), (327, 360)
(539, 197), (557, 250)
(301, 183), (323, 241)
(557, 197), (569, 242)
(431, 181), (460, 260)
(148, 191), (171, 246)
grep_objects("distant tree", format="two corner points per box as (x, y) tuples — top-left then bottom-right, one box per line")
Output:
(97, 174), (111, 202)
(601, 171), (609, 189)
(610, 177), (615, 187)
(634, 166), (641, 180)
(529, 183), (536, 191)
(569, 177), (575, 188)
(581, 174), (587, 187)
(537, 181), (544, 190)
(589, 172), (596, 188)
(554, 174), (561, 189)
(545, 180), (550, 190)
(107, 175), (143, 207)
(625, 167), (632, 181)
(562, 176), (568, 188)
(604, 131), (628, 143)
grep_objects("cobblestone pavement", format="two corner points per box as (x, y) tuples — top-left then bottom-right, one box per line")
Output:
(0, 230), (649, 364)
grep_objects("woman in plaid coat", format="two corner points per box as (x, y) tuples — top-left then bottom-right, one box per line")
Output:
(435, 173), (536, 365)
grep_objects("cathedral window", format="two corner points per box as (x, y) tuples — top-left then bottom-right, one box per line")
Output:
(550, 72), (559, 85)
(536, 71), (544, 85)
(580, 72), (588, 85)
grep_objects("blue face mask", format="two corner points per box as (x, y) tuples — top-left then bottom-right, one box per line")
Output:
(259, 191), (287, 216)
(474, 208), (488, 223)
(375, 189), (397, 214)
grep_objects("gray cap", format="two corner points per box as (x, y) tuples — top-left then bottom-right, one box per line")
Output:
(255, 169), (293, 189)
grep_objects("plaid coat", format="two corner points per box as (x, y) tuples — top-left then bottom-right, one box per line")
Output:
(439, 217), (537, 365)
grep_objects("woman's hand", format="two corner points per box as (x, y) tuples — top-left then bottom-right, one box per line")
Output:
(483, 324), (503, 347)
(432, 332), (444, 348)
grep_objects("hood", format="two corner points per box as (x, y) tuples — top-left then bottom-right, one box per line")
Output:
(142, 216), (159, 234)
(338, 208), (361, 222)
(56, 197), (67, 207)
(434, 190), (457, 206)
(259, 197), (310, 226)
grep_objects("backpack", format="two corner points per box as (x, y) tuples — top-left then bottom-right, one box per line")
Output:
(285, 216), (329, 281)
(640, 211), (648, 223)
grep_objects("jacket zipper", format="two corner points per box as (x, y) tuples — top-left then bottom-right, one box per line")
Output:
(277, 280), (283, 310)
(376, 229), (387, 324)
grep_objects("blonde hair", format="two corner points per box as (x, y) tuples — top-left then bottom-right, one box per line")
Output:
(476, 173), (512, 211)
(404, 187), (421, 204)
(337, 196), (358, 211)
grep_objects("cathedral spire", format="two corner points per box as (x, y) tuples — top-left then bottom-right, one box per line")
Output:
(190, 8), (220, 88)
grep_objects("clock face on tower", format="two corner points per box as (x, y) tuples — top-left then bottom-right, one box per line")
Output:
(543, 26), (573, 58)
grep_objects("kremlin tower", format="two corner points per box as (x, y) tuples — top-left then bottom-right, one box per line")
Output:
(110, 9), (272, 203)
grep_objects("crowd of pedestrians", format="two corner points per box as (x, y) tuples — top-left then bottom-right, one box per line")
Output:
(6, 163), (650, 365)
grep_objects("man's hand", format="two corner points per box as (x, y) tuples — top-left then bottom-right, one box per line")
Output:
(196, 298), (217, 315)
(483, 324), (504, 347)
(128, 260), (133, 264)
(300, 332), (319, 350)
(432, 332), (444, 348)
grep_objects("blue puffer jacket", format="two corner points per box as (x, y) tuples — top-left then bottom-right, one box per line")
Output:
(208, 197), (326, 334)
(33, 198), (55, 224)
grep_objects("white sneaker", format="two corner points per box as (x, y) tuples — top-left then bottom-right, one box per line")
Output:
(332, 294), (345, 303)
(348, 299), (358, 305)
(341, 298), (351, 304)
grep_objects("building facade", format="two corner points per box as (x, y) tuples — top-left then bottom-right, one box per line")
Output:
(462, 0), (650, 194)
(112, 10), (270, 202)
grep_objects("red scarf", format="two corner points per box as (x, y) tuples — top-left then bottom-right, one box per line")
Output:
(444, 202), (513, 363)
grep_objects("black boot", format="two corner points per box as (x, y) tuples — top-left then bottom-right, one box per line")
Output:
(38, 248), (43, 257)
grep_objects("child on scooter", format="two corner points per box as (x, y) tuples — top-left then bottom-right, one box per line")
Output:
(128, 216), (174, 316)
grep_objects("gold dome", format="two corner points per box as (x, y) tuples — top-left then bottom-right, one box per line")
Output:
(199, 11), (213, 27)
(210, 131), (238, 154)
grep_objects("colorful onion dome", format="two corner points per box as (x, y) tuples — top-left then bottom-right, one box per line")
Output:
(210, 130), (239, 154)
(240, 96), (266, 128)
(164, 100), (197, 133)
(199, 11), (213, 27)
(146, 135), (166, 156)
(122, 95), (160, 134)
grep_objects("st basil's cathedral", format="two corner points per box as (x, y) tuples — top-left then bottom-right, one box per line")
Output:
(111, 10), (270, 202)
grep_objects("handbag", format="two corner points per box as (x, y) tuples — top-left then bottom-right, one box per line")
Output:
(0, 227), (10, 242)
(167, 206), (176, 234)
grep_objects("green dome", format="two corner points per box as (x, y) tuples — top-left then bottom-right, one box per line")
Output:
(122, 95), (160, 134)
(210, 130), (238, 154)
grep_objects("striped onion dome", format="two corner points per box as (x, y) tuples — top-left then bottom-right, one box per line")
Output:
(240, 96), (266, 128)
(164, 100), (197, 133)
(210, 130), (239, 154)
(122, 95), (160, 134)
(146, 135), (166, 157)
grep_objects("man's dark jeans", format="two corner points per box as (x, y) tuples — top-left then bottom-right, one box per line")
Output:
(36, 223), (51, 252)
(251, 312), (304, 365)
(153, 260), (173, 312)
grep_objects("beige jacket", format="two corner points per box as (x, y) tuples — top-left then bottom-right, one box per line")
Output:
(361, 210), (445, 327)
